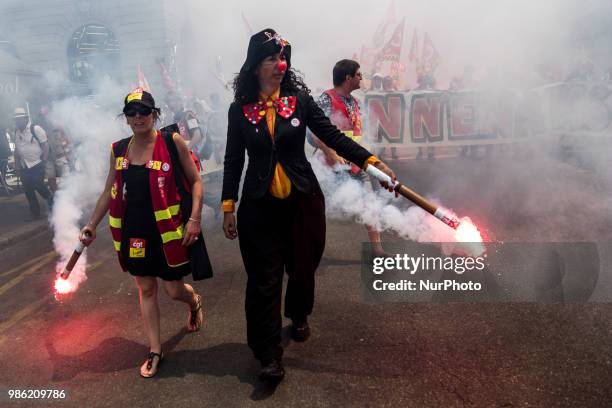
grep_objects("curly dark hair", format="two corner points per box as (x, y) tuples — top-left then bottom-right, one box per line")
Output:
(232, 67), (310, 104)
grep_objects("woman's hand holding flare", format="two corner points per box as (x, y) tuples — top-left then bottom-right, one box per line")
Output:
(79, 225), (96, 246)
(373, 161), (399, 197)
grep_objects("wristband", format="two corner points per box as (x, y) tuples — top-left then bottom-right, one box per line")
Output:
(188, 217), (201, 223)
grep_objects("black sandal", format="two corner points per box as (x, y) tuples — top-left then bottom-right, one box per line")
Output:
(188, 294), (203, 332)
(140, 351), (163, 378)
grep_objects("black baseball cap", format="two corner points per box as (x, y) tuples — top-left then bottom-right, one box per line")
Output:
(123, 88), (157, 114)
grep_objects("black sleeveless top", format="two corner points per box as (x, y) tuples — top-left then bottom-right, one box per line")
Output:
(120, 163), (189, 281)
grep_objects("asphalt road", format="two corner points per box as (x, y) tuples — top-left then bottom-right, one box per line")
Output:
(1, 155), (612, 407)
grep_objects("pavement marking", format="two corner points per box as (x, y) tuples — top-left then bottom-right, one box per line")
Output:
(0, 259), (107, 340)
(0, 295), (51, 336)
(0, 250), (56, 278)
(0, 258), (55, 297)
(0, 253), (110, 298)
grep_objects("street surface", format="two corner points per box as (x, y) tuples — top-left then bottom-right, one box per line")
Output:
(1, 156), (611, 407)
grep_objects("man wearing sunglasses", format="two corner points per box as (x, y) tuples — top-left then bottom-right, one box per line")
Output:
(165, 91), (209, 157)
(310, 59), (389, 258)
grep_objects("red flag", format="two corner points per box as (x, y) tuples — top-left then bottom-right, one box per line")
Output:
(408, 29), (419, 63)
(376, 18), (405, 63)
(158, 61), (175, 91)
(137, 65), (152, 92)
(371, 0), (396, 49)
(420, 33), (439, 76)
(360, 45), (374, 69)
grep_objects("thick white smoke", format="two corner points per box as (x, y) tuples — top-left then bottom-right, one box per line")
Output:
(311, 155), (476, 245)
(49, 78), (127, 289)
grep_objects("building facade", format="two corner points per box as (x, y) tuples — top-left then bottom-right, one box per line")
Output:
(0, 0), (184, 105)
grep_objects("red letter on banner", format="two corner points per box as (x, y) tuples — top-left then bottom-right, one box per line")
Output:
(366, 94), (404, 143)
(411, 94), (442, 142)
(449, 94), (477, 138)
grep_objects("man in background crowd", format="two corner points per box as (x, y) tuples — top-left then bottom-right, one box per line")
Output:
(37, 107), (73, 193)
(165, 90), (206, 152)
(370, 73), (384, 92)
(0, 126), (11, 194)
(165, 90), (219, 218)
(12, 107), (53, 219)
(206, 92), (227, 165)
(312, 59), (389, 258)
(45, 125), (73, 193)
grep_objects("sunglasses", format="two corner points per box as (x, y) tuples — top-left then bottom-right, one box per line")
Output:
(124, 105), (153, 117)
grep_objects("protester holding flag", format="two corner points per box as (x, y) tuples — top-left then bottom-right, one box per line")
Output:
(79, 89), (206, 378)
(222, 29), (397, 382)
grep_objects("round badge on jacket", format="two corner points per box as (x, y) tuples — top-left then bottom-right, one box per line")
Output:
(162, 163), (170, 172)
(291, 118), (300, 127)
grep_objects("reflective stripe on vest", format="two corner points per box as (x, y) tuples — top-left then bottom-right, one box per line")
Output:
(341, 130), (362, 143)
(109, 215), (122, 228)
(324, 89), (362, 137)
(108, 132), (189, 270)
(161, 224), (184, 244)
(154, 204), (181, 222)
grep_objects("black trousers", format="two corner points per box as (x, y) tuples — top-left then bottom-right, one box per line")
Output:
(21, 162), (52, 216)
(237, 187), (326, 363)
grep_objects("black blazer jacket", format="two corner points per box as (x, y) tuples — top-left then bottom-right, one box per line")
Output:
(222, 90), (373, 202)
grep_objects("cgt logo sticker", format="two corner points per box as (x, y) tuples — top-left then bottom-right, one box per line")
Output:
(129, 238), (146, 258)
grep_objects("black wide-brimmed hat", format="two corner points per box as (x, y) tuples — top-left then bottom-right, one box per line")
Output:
(240, 28), (292, 73)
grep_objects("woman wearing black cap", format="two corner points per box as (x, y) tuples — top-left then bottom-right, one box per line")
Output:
(79, 89), (205, 378)
(222, 29), (397, 381)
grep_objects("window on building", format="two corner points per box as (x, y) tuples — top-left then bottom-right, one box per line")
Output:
(67, 24), (120, 83)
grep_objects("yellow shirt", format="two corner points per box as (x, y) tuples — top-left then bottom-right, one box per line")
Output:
(261, 88), (292, 199)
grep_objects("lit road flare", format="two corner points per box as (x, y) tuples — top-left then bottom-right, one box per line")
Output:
(365, 163), (484, 244)
(53, 232), (90, 296)
(59, 239), (87, 280)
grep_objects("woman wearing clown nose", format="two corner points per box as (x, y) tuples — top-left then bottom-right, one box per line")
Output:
(222, 28), (397, 382)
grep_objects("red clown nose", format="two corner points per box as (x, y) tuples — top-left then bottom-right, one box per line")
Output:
(277, 59), (287, 74)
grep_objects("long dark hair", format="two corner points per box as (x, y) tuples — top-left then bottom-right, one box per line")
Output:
(232, 67), (310, 104)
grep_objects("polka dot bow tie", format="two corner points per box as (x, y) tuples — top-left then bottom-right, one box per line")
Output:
(243, 96), (296, 125)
